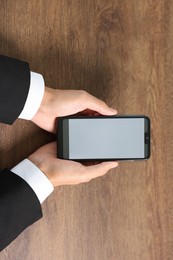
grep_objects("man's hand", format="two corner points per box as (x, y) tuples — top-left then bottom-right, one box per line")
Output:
(31, 88), (117, 132)
(28, 142), (118, 187)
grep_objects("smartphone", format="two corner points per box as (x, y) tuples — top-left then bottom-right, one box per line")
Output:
(57, 115), (150, 161)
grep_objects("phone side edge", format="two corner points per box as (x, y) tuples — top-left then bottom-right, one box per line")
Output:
(57, 118), (64, 159)
(144, 116), (151, 159)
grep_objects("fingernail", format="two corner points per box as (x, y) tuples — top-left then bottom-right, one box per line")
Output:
(109, 108), (117, 114)
(110, 162), (118, 168)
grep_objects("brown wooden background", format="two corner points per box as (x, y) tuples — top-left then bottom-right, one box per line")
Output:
(0, 1), (173, 259)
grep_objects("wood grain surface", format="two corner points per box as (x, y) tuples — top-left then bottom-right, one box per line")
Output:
(0, 1), (173, 259)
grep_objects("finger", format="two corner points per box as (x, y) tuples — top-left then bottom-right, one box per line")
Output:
(81, 92), (117, 116)
(42, 142), (57, 157)
(81, 161), (118, 181)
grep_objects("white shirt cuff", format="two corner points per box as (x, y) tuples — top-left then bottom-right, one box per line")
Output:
(11, 159), (54, 204)
(18, 72), (45, 120)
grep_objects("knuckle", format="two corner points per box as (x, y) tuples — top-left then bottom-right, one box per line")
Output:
(80, 90), (88, 98)
(100, 100), (107, 107)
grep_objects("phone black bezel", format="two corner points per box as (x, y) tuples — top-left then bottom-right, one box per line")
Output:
(57, 115), (150, 161)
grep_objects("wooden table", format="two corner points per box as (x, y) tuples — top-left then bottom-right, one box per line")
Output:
(0, 1), (173, 259)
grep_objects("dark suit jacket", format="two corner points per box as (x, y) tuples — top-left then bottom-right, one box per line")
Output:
(0, 55), (42, 251)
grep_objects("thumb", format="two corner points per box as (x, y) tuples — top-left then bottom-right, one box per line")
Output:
(85, 161), (118, 180)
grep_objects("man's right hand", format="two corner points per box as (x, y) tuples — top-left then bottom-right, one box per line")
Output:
(28, 142), (118, 187)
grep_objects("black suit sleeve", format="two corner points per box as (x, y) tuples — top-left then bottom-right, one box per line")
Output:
(0, 55), (43, 251)
(0, 170), (42, 251)
(0, 55), (30, 124)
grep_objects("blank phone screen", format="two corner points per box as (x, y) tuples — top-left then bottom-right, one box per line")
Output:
(63, 118), (145, 159)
